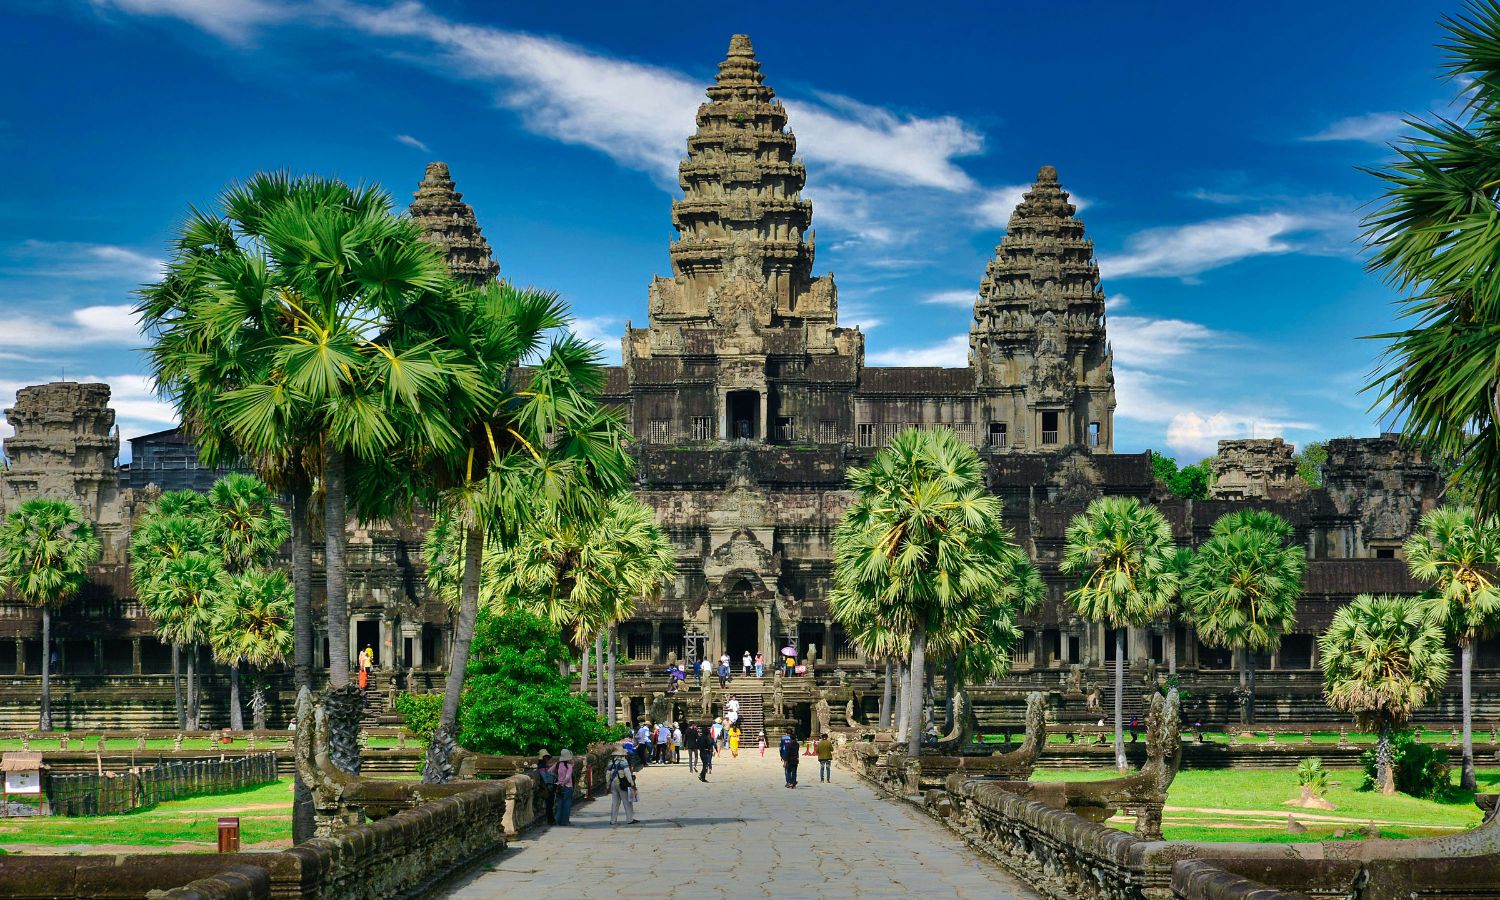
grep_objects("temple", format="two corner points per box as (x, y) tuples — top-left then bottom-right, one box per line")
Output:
(1, 34), (1495, 731)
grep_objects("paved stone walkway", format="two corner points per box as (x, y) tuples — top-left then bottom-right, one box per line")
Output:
(442, 750), (1037, 899)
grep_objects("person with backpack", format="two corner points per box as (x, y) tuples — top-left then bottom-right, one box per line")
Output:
(697, 720), (715, 781)
(815, 732), (834, 783)
(550, 749), (577, 825)
(536, 750), (557, 825)
(780, 730), (800, 788)
(607, 747), (637, 825)
(686, 723), (701, 773)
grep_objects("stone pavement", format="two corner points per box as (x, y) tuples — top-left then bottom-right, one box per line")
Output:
(441, 748), (1038, 899)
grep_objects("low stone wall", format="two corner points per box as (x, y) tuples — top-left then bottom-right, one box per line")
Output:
(46, 753), (279, 815)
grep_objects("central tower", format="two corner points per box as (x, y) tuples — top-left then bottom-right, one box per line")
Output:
(624, 34), (862, 445)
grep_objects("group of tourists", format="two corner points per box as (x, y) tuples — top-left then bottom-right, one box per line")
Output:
(778, 731), (835, 788)
(679, 647), (810, 688)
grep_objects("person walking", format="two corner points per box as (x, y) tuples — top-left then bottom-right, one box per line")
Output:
(697, 721), (714, 781)
(655, 721), (670, 763)
(686, 723), (700, 773)
(671, 722), (682, 764)
(742, 650), (752, 677)
(754, 652), (764, 678)
(780, 730), (800, 789)
(536, 750), (557, 825)
(816, 732), (834, 783)
(607, 747), (636, 826)
(635, 722), (652, 767)
(552, 749), (577, 825)
(729, 723), (741, 757)
(758, 731), (767, 757)
(717, 659), (731, 688)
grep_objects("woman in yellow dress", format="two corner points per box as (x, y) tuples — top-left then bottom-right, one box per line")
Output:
(728, 724), (741, 757)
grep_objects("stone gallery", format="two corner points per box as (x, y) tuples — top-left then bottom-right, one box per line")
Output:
(0, 35), (1489, 732)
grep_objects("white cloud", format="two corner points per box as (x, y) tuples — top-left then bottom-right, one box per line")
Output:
(0, 304), (144, 349)
(838, 298), (884, 331)
(1098, 212), (1339, 280)
(1105, 293), (1129, 312)
(866, 334), (969, 367)
(394, 133), (430, 153)
(1107, 315), (1219, 368)
(568, 315), (623, 365)
(91, 0), (287, 41)
(791, 93), (981, 191)
(8, 241), (165, 282)
(973, 184), (1029, 229)
(1164, 411), (1318, 459)
(1303, 112), (1406, 144)
(806, 186), (896, 246)
(0, 374), (178, 445)
(921, 289), (976, 307)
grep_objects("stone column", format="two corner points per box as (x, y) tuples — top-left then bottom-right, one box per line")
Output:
(93, 639), (103, 676)
(348, 618), (360, 671)
(380, 616), (395, 670)
(1269, 648), (1280, 671)
(717, 390), (728, 444)
(59, 641), (67, 677)
(759, 607), (773, 660)
(822, 621), (834, 665)
(15, 637), (24, 675)
(131, 638), (142, 675)
(758, 392), (768, 442)
(707, 607), (722, 665)
(1033, 629), (1047, 669)
(1307, 637), (1318, 672)
(651, 619), (662, 665)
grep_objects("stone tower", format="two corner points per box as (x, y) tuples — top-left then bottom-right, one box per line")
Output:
(409, 162), (500, 286)
(969, 166), (1116, 452)
(624, 34), (863, 444)
(2, 382), (133, 560)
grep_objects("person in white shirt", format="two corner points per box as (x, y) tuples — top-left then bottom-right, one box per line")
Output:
(742, 650), (752, 676)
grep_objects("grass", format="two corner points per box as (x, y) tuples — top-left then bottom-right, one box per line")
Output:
(1026, 766), (1499, 842)
(0, 778), (294, 851)
(1015, 729), (1491, 746)
(0, 736), (411, 752)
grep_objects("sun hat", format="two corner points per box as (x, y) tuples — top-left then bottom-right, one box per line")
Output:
(559, 749), (574, 762)
(537, 749), (552, 759)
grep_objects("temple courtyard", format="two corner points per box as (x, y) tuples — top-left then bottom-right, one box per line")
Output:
(441, 751), (1038, 899)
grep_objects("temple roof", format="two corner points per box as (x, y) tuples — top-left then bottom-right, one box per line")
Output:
(410, 161), (500, 286)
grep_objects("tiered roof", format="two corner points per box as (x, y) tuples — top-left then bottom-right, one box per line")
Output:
(409, 162), (499, 286)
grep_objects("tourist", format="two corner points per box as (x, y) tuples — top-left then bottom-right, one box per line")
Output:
(697, 721), (714, 781)
(551, 749), (576, 825)
(729, 722), (741, 757)
(607, 747), (637, 826)
(758, 731), (767, 757)
(718, 718), (730, 754)
(718, 659), (731, 688)
(742, 650), (752, 676)
(780, 730), (800, 788)
(536, 750), (557, 825)
(655, 721), (670, 763)
(671, 722), (682, 763)
(783, 649), (796, 677)
(685, 723), (700, 773)
(635, 722), (652, 766)
(727, 694), (740, 721)
(816, 732), (834, 782)
(710, 717), (723, 755)
(754, 652), (764, 678)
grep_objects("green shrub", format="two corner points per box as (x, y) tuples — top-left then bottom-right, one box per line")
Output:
(1297, 757), (1328, 797)
(1359, 731), (1451, 798)
(394, 692), (443, 742)
(456, 607), (626, 756)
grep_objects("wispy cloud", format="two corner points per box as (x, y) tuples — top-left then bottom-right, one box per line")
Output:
(920, 289), (976, 307)
(1105, 293), (1129, 312)
(1098, 212), (1345, 280)
(0, 304), (144, 349)
(866, 334), (969, 367)
(568, 315), (623, 365)
(394, 133), (430, 152)
(0, 373), (178, 444)
(90, 0), (288, 42)
(1107, 315), (1220, 368)
(1303, 111), (1406, 144)
(1165, 410), (1318, 458)
(8, 240), (165, 282)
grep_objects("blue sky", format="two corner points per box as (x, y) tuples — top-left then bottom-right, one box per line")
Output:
(0, 0), (1459, 460)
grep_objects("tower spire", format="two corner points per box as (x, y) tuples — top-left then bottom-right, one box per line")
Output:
(969, 166), (1116, 451)
(409, 161), (499, 286)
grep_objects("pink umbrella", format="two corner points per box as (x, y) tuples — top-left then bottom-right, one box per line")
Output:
(781, 646), (796, 656)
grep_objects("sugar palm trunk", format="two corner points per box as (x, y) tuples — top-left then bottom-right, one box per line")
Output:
(907, 625), (926, 757)
(172, 643), (184, 729)
(185, 648), (197, 731)
(580, 641), (590, 695)
(1165, 622), (1176, 677)
(607, 626), (618, 725)
(944, 657), (957, 732)
(323, 442), (350, 688)
(439, 521), (483, 731)
(595, 630), (606, 715)
(879, 658), (893, 729)
(1244, 647), (1257, 725)
(1461, 638), (1477, 791)
(290, 483), (316, 843)
(39, 608), (52, 731)
(228, 662), (243, 730)
(1114, 626), (1126, 773)
(895, 661), (908, 740)
(1375, 723), (1396, 794)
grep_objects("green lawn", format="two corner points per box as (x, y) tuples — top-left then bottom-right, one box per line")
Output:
(1017, 730), (1489, 746)
(0, 736), (411, 752)
(1027, 767), (1499, 842)
(0, 778), (294, 851)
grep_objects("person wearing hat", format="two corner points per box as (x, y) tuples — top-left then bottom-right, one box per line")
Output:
(551, 749), (577, 825)
(607, 747), (637, 825)
(536, 750), (557, 825)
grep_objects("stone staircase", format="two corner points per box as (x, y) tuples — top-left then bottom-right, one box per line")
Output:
(734, 691), (766, 743)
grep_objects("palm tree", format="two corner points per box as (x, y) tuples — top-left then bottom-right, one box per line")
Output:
(1405, 505), (1500, 790)
(1183, 509), (1305, 724)
(0, 499), (102, 731)
(1361, 2), (1500, 516)
(148, 552), (223, 729)
(1320, 594), (1450, 794)
(210, 570), (294, 730)
(208, 473), (290, 575)
(831, 427), (1023, 757)
(129, 492), (216, 728)
(140, 172), (482, 694)
(1161, 546), (1195, 677)
(1060, 496), (1178, 772)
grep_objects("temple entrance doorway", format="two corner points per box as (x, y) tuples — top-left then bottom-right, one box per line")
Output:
(727, 390), (759, 441)
(725, 610), (758, 662)
(356, 619), (380, 666)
